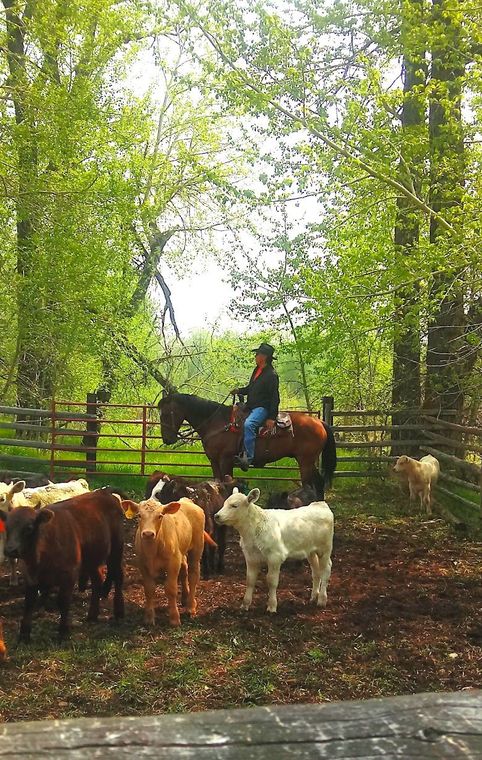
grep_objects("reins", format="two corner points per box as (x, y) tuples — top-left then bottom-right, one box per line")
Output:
(168, 393), (235, 444)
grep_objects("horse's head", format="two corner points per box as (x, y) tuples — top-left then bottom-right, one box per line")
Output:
(158, 395), (184, 445)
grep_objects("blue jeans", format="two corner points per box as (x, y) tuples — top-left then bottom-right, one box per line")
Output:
(244, 407), (269, 462)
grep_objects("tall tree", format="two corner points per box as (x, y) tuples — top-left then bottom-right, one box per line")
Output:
(391, 0), (427, 449)
(424, 0), (466, 421)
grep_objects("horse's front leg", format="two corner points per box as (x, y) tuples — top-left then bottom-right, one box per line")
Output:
(207, 456), (222, 481)
(219, 454), (234, 479)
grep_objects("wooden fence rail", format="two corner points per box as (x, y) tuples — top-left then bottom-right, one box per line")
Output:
(0, 690), (480, 758)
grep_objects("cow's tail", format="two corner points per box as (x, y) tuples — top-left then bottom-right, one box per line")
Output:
(321, 422), (337, 490)
(204, 531), (218, 547)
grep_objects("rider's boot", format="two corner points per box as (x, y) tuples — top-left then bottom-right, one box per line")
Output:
(233, 452), (250, 472)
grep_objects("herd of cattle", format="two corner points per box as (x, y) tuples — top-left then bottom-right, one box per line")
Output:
(0, 451), (440, 658)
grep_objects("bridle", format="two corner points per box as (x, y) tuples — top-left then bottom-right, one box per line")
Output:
(162, 393), (234, 444)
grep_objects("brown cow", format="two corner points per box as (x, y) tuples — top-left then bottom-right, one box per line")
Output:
(122, 497), (213, 627)
(5, 489), (124, 643)
(158, 480), (226, 578)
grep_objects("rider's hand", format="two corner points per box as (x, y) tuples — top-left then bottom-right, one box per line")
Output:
(265, 419), (275, 430)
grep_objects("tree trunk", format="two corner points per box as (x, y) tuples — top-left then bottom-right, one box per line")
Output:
(424, 0), (466, 427)
(96, 225), (176, 399)
(2, 0), (53, 417)
(391, 0), (426, 454)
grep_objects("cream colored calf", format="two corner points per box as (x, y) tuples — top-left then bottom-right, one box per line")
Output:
(394, 454), (440, 514)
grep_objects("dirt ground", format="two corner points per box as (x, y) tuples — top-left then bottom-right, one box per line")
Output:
(0, 482), (480, 722)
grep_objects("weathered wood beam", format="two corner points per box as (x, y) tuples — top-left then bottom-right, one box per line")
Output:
(0, 691), (480, 758)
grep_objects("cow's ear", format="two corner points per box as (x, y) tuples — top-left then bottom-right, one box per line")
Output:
(36, 509), (54, 525)
(163, 501), (181, 515)
(121, 500), (139, 519)
(247, 488), (260, 503)
(10, 480), (25, 495)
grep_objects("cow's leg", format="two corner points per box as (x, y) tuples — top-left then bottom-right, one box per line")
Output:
(266, 559), (281, 613)
(215, 525), (227, 574)
(316, 553), (332, 608)
(164, 563), (181, 626)
(87, 567), (103, 622)
(113, 563), (125, 621)
(201, 546), (210, 580)
(19, 585), (39, 643)
(424, 485), (432, 515)
(307, 551), (321, 603)
(9, 558), (18, 586)
(241, 558), (261, 611)
(141, 572), (157, 626)
(186, 551), (200, 618)
(104, 539), (125, 620)
(57, 583), (74, 640)
(179, 559), (189, 607)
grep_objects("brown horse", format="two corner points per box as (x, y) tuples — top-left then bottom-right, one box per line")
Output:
(158, 394), (337, 496)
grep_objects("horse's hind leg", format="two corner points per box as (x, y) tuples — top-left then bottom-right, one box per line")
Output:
(297, 458), (323, 496)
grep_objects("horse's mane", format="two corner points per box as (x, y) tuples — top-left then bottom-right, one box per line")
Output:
(167, 393), (230, 418)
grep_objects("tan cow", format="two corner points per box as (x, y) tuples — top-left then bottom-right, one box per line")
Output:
(122, 497), (214, 626)
(394, 454), (440, 514)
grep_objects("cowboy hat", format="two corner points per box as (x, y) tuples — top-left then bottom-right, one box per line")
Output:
(251, 342), (276, 359)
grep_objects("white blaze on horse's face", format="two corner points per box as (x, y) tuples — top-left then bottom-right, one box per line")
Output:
(214, 488), (260, 526)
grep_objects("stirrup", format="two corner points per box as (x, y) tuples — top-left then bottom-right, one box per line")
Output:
(234, 453), (250, 472)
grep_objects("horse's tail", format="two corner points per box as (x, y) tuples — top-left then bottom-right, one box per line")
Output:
(321, 421), (337, 490)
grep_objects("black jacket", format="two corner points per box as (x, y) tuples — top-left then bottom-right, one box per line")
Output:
(238, 365), (280, 419)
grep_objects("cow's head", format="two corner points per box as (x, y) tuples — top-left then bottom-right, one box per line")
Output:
(151, 473), (174, 502)
(157, 479), (196, 505)
(0, 480), (26, 512)
(157, 395), (185, 445)
(5, 506), (54, 559)
(214, 488), (260, 526)
(121, 498), (181, 541)
(393, 455), (410, 473)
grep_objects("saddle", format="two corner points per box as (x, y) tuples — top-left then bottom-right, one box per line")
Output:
(228, 404), (293, 438)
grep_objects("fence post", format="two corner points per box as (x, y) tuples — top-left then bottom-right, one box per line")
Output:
(140, 405), (148, 477)
(322, 396), (334, 426)
(49, 399), (56, 481)
(84, 393), (99, 475)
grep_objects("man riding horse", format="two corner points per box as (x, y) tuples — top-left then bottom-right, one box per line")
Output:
(230, 343), (280, 471)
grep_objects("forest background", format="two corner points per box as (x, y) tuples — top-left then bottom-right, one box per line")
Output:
(1, 0), (481, 425)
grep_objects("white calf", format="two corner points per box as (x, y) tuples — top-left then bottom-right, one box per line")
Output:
(215, 488), (334, 613)
(394, 454), (440, 514)
(0, 478), (90, 511)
